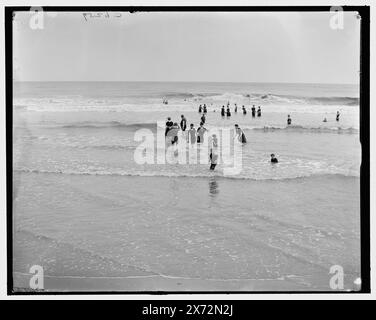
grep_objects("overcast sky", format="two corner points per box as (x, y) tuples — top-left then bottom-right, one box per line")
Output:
(13, 11), (360, 83)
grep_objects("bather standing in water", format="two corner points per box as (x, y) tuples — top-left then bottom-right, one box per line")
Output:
(180, 114), (187, 131)
(287, 114), (292, 125)
(251, 105), (256, 117)
(187, 123), (197, 144)
(235, 124), (247, 143)
(165, 117), (173, 136)
(168, 122), (180, 145)
(257, 106), (262, 117)
(209, 134), (219, 170)
(221, 106), (225, 117)
(201, 113), (206, 124)
(197, 122), (207, 143)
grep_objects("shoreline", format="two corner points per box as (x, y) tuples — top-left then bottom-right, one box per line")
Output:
(12, 272), (321, 292)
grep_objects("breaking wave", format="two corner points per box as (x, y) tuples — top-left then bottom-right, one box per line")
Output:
(15, 167), (358, 181)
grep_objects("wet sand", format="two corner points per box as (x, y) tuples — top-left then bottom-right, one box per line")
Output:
(13, 171), (360, 292)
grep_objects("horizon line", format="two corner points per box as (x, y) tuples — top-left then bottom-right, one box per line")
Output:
(13, 80), (360, 86)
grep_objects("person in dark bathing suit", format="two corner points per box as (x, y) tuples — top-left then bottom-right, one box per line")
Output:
(201, 113), (206, 124)
(180, 115), (187, 131)
(169, 122), (179, 145)
(226, 106), (231, 117)
(270, 153), (278, 163)
(197, 123), (207, 143)
(251, 105), (256, 117)
(221, 106), (225, 117)
(209, 134), (219, 170)
(235, 124), (247, 143)
(165, 117), (173, 136)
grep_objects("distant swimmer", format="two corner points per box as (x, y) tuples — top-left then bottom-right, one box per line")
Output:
(323, 117), (327, 122)
(242, 106), (247, 115)
(221, 106), (225, 117)
(287, 114), (292, 125)
(270, 153), (278, 163)
(180, 114), (187, 131)
(201, 113), (206, 124)
(235, 124), (247, 143)
(198, 105), (202, 113)
(187, 123), (197, 144)
(257, 106), (262, 117)
(234, 104), (238, 113)
(336, 111), (340, 122)
(165, 117), (173, 136)
(203, 104), (208, 113)
(226, 106), (231, 117)
(209, 134), (219, 170)
(251, 105), (256, 117)
(197, 123), (207, 143)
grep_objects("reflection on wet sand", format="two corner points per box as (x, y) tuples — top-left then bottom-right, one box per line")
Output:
(209, 177), (219, 196)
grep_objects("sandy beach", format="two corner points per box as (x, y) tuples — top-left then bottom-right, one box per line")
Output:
(13, 171), (360, 292)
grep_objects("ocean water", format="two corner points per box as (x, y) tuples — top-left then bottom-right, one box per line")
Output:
(14, 81), (360, 180)
(13, 81), (361, 290)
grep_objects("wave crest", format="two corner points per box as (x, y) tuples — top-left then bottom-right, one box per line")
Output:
(15, 167), (358, 181)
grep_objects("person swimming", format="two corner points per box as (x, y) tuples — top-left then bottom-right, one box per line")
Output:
(221, 106), (225, 117)
(242, 106), (247, 115)
(251, 105), (256, 117)
(235, 124), (247, 143)
(270, 153), (278, 163)
(198, 105), (202, 113)
(165, 117), (173, 136)
(197, 122), (207, 143)
(257, 106), (262, 117)
(336, 111), (340, 122)
(180, 114), (187, 131)
(287, 114), (292, 125)
(187, 123), (197, 144)
(226, 106), (231, 117)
